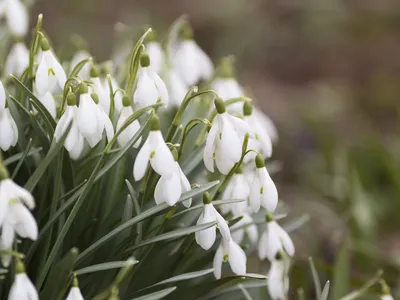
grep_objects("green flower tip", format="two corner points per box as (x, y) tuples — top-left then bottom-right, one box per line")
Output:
(0, 164), (9, 180)
(40, 38), (50, 51)
(266, 211), (274, 223)
(255, 153), (265, 168)
(122, 94), (131, 107)
(15, 259), (25, 274)
(90, 65), (100, 78)
(72, 274), (79, 287)
(140, 53), (150, 68)
(203, 192), (212, 204)
(79, 82), (88, 94)
(243, 101), (253, 116)
(171, 147), (179, 161)
(150, 114), (161, 131)
(180, 24), (193, 40)
(91, 93), (99, 104)
(214, 97), (226, 114)
(235, 165), (243, 174)
(66, 92), (77, 106)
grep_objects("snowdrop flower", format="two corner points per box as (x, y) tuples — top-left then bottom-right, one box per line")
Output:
(213, 238), (247, 279)
(166, 69), (187, 107)
(89, 65), (111, 115)
(133, 114), (175, 181)
(54, 92), (85, 160)
(249, 154), (278, 213)
(381, 296), (394, 300)
(116, 95), (141, 148)
(8, 260), (38, 300)
(146, 36), (163, 74)
(243, 101), (273, 161)
(203, 98), (252, 175)
(76, 83), (114, 148)
(5, 42), (29, 77)
(220, 166), (249, 216)
(66, 276), (84, 300)
(267, 252), (290, 300)
(254, 107), (278, 144)
(195, 192), (231, 250)
(171, 26), (213, 86)
(231, 213), (258, 246)
(33, 89), (57, 119)
(154, 148), (192, 207)
(0, 0), (28, 37)
(35, 38), (67, 96)
(0, 103), (18, 151)
(379, 280), (394, 300)
(212, 77), (243, 101)
(258, 213), (295, 262)
(133, 52), (168, 110)
(70, 50), (91, 79)
(0, 80), (5, 110)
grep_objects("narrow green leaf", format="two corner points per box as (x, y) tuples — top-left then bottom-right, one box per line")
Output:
(150, 268), (213, 287)
(69, 57), (92, 77)
(24, 121), (72, 192)
(75, 260), (138, 276)
(29, 98), (55, 134)
(29, 111), (50, 150)
(321, 281), (330, 300)
(238, 284), (254, 300)
(8, 94), (30, 116)
(11, 138), (33, 179)
(181, 145), (204, 175)
(338, 270), (382, 300)
(331, 243), (350, 300)
(309, 257), (322, 299)
(125, 221), (216, 252)
(130, 287), (177, 300)
(76, 181), (219, 264)
(4, 147), (42, 166)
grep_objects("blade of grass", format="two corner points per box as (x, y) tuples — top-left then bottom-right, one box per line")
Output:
(75, 260), (138, 276)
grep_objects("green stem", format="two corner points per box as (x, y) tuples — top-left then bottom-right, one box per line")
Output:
(178, 118), (210, 158)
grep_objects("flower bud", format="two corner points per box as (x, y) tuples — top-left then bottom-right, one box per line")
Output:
(79, 82), (88, 94)
(66, 92), (77, 106)
(122, 94), (130, 107)
(255, 153), (265, 168)
(40, 38), (50, 51)
(243, 101), (253, 116)
(214, 97), (226, 114)
(203, 192), (212, 204)
(90, 64), (100, 78)
(140, 53), (150, 68)
(91, 93), (99, 104)
(149, 114), (160, 131)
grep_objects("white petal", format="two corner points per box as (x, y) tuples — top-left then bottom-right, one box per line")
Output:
(154, 170), (181, 206)
(133, 138), (151, 181)
(267, 222), (284, 261)
(149, 131), (175, 178)
(203, 118), (219, 172)
(147, 42), (163, 74)
(249, 176), (261, 213)
(259, 168), (278, 213)
(66, 287), (85, 300)
(99, 106), (114, 142)
(47, 51), (67, 90)
(167, 70), (187, 107)
(6, 43), (29, 78)
(11, 203), (38, 240)
(39, 92), (57, 119)
(219, 114), (242, 162)
(173, 41), (201, 86)
(35, 52), (50, 96)
(133, 69), (159, 109)
(213, 244), (224, 279)
(6, 0), (28, 37)
(214, 207), (231, 241)
(276, 224), (295, 257)
(0, 109), (17, 151)
(178, 164), (192, 208)
(4, 179), (34, 209)
(0, 186), (8, 226)
(54, 106), (73, 142)
(195, 204), (217, 250)
(68, 133), (84, 160)
(77, 94), (100, 147)
(214, 145), (235, 175)
(267, 260), (287, 300)
(258, 229), (268, 260)
(0, 81), (5, 110)
(228, 240), (247, 276)
(1, 222), (15, 248)
(151, 71), (169, 105)
(228, 114), (253, 138)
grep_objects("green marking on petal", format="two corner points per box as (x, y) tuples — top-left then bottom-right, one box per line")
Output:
(219, 132), (222, 140)
(48, 68), (55, 76)
(223, 254), (229, 262)
(260, 186), (264, 195)
(150, 151), (156, 159)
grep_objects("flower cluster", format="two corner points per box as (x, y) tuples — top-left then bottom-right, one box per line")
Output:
(0, 4), (296, 300)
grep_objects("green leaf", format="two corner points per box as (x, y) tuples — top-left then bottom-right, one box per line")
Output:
(130, 287), (177, 300)
(75, 260), (138, 276)
(309, 257), (322, 299)
(29, 111), (50, 150)
(338, 270), (382, 300)
(331, 243), (350, 300)
(69, 57), (92, 77)
(321, 281), (330, 300)
(181, 145), (204, 175)
(238, 284), (254, 300)
(76, 181), (219, 264)
(4, 147), (42, 166)
(29, 98), (55, 135)
(152, 268), (213, 287)
(24, 121), (72, 192)
(39, 248), (78, 300)
(125, 221), (216, 252)
(11, 138), (33, 179)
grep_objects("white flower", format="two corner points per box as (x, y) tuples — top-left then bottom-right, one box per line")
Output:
(171, 39), (213, 86)
(258, 217), (295, 262)
(195, 193), (231, 250)
(0, 0), (28, 37)
(0, 240), (11, 267)
(212, 77), (243, 114)
(254, 107), (278, 143)
(54, 95), (85, 160)
(90, 76), (110, 115)
(220, 171), (249, 216)
(8, 272), (38, 300)
(213, 238), (247, 279)
(203, 98), (252, 175)
(66, 287), (84, 300)
(166, 69), (187, 107)
(101, 76), (123, 114)
(267, 254), (290, 300)
(381, 295), (394, 300)
(35, 91), (57, 119)
(133, 115), (175, 181)
(35, 39), (67, 96)
(133, 53), (168, 110)
(249, 154), (278, 213)
(0, 80), (5, 110)
(154, 159), (191, 207)
(0, 107), (18, 151)
(146, 41), (163, 74)
(76, 85), (114, 148)
(116, 103), (141, 148)
(5, 42), (29, 77)
(70, 50), (91, 79)
(231, 213), (258, 246)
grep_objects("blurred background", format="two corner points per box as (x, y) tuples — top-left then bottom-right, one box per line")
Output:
(31, 0), (400, 298)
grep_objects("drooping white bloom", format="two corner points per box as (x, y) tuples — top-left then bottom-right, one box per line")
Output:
(116, 101), (141, 148)
(54, 94), (85, 160)
(0, 107), (18, 151)
(34, 90), (57, 119)
(220, 170), (249, 216)
(212, 77), (243, 114)
(70, 50), (91, 79)
(267, 254), (290, 300)
(258, 217), (295, 262)
(203, 98), (252, 175)
(231, 213), (258, 246)
(146, 41), (163, 74)
(0, 178), (34, 226)
(195, 193), (231, 250)
(133, 53), (168, 110)
(249, 154), (278, 213)
(5, 42), (29, 77)
(76, 85), (114, 148)
(166, 69), (187, 107)
(8, 271), (39, 300)
(66, 287), (84, 300)
(171, 38), (213, 86)
(90, 77), (110, 115)
(0, 80), (5, 110)
(133, 115), (175, 181)
(254, 107), (278, 144)
(35, 39), (67, 96)
(0, 0), (28, 37)
(213, 238), (247, 279)
(154, 159), (191, 207)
